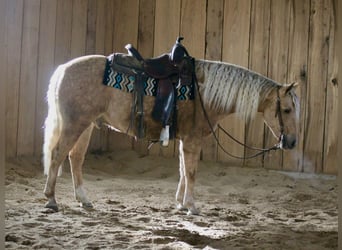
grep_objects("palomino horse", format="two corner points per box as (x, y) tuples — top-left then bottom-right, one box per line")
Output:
(43, 55), (299, 215)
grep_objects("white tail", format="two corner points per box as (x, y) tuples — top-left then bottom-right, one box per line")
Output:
(43, 65), (64, 176)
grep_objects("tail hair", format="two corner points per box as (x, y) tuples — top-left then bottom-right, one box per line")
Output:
(43, 65), (64, 176)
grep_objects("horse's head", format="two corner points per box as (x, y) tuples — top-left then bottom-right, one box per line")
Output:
(263, 83), (299, 150)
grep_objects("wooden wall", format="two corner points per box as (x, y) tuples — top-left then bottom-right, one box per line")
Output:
(3, 0), (337, 174)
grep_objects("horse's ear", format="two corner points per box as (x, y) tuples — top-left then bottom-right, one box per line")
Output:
(285, 82), (298, 95)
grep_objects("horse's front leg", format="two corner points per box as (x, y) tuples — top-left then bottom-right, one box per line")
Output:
(176, 139), (201, 215)
(176, 142), (186, 210)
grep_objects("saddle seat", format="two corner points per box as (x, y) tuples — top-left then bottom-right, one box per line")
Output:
(124, 37), (193, 86)
(144, 53), (179, 79)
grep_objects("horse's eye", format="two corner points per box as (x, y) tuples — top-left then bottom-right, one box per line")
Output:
(283, 108), (291, 114)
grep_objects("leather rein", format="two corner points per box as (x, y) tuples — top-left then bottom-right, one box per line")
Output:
(194, 73), (284, 160)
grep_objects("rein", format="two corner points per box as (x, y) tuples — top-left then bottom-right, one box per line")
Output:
(194, 73), (283, 160)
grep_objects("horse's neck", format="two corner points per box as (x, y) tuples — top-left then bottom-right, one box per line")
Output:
(196, 59), (277, 120)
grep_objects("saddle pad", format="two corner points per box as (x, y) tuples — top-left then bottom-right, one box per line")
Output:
(103, 56), (194, 100)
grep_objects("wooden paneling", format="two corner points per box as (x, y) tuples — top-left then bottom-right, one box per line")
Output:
(107, 0), (139, 152)
(205, 0), (224, 61)
(154, 0), (181, 55)
(17, 0), (41, 156)
(264, 0), (291, 169)
(89, 0), (110, 152)
(180, 0), (206, 58)
(304, 0), (331, 172)
(54, 0), (72, 66)
(323, 0), (337, 174)
(3, 0), (338, 174)
(219, 0), (251, 164)
(104, 0), (114, 55)
(85, 0), (96, 55)
(112, 0), (139, 51)
(133, 0), (156, 155)
(283, 0), (310, 172)
(150, 0), (181, 157)
(35, 0), (58, 156)
(70, 0), (88, 59)
(5, 0), (24, 157)
(201, 0), (224, 161)
(0, 0), (6, 246)
(245, 0), (270, 167)
(137, 0), (155, 58)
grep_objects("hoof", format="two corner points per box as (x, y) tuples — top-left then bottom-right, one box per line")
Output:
(80, 202), (93, 210)
(176, 203), (187, 211)
(45, 201), (58, 212)
(187, 207), (200, 216)
(177, 203), (199, 215)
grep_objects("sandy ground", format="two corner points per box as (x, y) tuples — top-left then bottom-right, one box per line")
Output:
(5, 149), (337, 249)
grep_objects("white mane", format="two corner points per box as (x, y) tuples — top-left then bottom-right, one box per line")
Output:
(196, 60), (281, 120)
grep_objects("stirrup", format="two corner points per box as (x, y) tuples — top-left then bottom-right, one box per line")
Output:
(160, 125), (170, 146)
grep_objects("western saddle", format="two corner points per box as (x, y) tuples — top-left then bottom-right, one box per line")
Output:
(111, 37), (195, 146)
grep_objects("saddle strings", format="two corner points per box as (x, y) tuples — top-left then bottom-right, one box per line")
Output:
(193, 69), (281, 160)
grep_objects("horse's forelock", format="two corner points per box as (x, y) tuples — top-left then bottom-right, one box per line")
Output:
(288, 89), (300, 121)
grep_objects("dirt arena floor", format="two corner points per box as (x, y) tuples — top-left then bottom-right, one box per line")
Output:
(5, 149), (337, 249)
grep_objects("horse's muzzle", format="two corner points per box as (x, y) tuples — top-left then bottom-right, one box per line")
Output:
(280, 134), (297, 150)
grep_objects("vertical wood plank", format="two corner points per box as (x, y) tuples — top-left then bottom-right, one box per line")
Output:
(102, 0), (114, 152)
(70, 0), (88, 59)
(5, 0), (24, 157)
(0, 0), (7, 139)
(95, 0), (106, 54)
(323, 0), (337, 174)
(108, 0), (139, 151)
(245, 0), (270, 167)
(112, 0), (139, 51)
(219, 0), (251, 164)
(205, 0), (224, 61)
(133, 0), (156, 155)
(17, 0), (41, 156)
(264, 0), (291, 169)
(85, 0), (103, 152)
(0, 0), (6, 246)
(201, 0), (224, 161)
(304, 0), (330, 172)
(137, 0), (155, 57)
(35, 0), (58, 156)
(85, 0), (96, 55)
(88, 0), (103, 154)
(54, 0), (73, 66)
(150, 0), (181, 157)
(283, 0), (310, 171)
(154, 0), (181, 55)
(179, 0), (206, 159)
(336, 0), (342, 245)
(104, 0), (114, 55)
(88, 0), (109, 152)
(180, 0), (206, 58)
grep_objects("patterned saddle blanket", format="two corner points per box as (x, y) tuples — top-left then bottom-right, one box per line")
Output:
(103, 56), (194, 101)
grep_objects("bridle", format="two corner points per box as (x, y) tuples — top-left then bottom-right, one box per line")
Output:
(195, 75), (285, 160)
(275, 86), (285, 148)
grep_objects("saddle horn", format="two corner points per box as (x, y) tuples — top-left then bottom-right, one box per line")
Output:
(170, 37), (190, 64)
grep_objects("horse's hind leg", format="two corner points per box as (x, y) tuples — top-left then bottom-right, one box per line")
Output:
(44, 124), (90, 211)
(69, 124), (94, 208)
